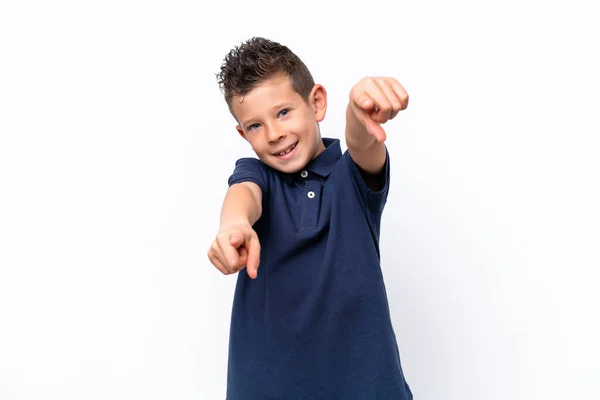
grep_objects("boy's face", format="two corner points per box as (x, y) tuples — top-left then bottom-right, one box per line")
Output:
(231, 73), (327, 174)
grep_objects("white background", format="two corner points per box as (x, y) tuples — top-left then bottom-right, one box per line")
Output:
(1, 0), (599, 399)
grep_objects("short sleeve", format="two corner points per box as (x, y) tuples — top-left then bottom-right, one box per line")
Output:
(344, 147), (391, 214)
(227, 157), (270, 194)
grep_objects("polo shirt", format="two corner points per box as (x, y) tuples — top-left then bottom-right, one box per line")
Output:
(226, 137), (412, 400)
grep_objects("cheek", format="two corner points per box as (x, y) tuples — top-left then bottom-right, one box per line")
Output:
(252, 142), (266, 154)
(245, 137), (262, 152)
(291, 115), (313, 135)
(254, 140), (273, 157)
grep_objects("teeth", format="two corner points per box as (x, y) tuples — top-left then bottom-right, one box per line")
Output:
(277, 142), (296, 156)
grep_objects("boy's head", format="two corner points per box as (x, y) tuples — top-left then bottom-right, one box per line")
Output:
(217, 37), (327, 174)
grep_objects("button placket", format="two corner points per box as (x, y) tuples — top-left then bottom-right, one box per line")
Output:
(301, 179), (321, 227)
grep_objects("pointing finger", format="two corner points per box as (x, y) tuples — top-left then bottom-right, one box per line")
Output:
(246, 234), (261, 279)
(365, 117), (387, 142)
(352, 100), (387, 143)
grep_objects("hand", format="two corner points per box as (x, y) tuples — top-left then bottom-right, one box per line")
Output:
(207, 221), (261, 279)
(349, 77), (409, 142)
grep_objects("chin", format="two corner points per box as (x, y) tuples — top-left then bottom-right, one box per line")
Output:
(268, 159), (306, 174)
(261, 155), (308, 174)
(280, 163), (306, 174)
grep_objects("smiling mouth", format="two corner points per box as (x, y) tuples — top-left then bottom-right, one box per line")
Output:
(274, 141), (298, 156)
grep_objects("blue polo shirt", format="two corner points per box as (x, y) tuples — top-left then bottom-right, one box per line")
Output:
(226, 137), (412, 400)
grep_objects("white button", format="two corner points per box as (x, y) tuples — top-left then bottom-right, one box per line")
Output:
(300, 170), (308, 178)
(307, 191), (315, 199)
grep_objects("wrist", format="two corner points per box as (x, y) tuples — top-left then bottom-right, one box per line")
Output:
(219, 217), (251, 230)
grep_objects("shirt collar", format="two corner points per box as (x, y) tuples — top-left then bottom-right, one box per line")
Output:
(306, 137), (341, 177)
(277, 137), (341, 183)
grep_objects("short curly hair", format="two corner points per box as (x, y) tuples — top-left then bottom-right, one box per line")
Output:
(217, 37), (315, 109)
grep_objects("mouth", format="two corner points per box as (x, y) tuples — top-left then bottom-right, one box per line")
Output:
(273, 141), (299, 158)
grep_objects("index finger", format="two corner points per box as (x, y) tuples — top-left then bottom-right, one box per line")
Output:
(245, 234), (261, 279)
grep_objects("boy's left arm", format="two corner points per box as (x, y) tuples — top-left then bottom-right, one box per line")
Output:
(345, 77), (409, 189)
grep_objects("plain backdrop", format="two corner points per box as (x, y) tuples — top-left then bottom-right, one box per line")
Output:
(1, 0), (599, 399)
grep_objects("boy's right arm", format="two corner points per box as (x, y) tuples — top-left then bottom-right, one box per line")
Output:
(207, 182), (263, 279)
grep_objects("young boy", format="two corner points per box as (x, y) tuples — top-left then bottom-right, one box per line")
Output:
(208, 37), (412, 399)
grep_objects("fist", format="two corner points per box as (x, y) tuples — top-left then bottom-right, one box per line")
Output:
(349, 76), (409, 142)
(207, 222), (261, 279)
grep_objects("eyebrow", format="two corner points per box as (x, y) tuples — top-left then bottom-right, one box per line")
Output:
(270, 102), (294, 111)
(241, 102), (295, 128)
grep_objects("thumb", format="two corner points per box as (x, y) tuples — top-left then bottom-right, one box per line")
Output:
(356, 95), (375, 112)
(230, 233), (243, 248)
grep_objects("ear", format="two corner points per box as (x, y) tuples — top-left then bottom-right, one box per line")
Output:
(236, 125), (247, 140)
(310, 84), (327, 122)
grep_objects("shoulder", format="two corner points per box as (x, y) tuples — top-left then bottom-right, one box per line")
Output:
(228, 157), (272, 193)
(231, 157), (268, 170)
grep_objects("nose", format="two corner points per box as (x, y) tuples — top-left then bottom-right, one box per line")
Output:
(265, 123), (285, 144)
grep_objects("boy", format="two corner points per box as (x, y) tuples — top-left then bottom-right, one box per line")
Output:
(208, 37), (412, 399)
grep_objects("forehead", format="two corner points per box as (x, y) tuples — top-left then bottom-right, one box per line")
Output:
(231, 74), (303, 122)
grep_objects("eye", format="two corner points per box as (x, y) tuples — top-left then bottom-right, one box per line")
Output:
(278, 109), (289, 117)
(248, 123), (261, 131)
